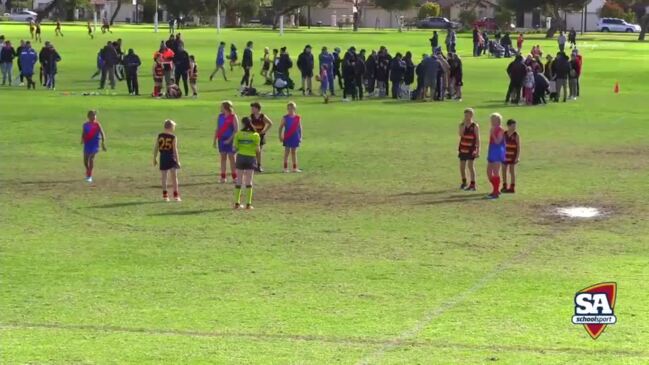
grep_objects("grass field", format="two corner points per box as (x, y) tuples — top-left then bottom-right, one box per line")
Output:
(1, 23), (649, 364)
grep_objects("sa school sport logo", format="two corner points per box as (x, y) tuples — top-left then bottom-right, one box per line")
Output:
(572, 282), (617, 339)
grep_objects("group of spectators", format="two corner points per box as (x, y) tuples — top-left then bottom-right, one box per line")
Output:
(152, 33), (198, 98)
(213, 40), (464, 102)
(506, 46), (582, 105)
(0, 35), (60, 90)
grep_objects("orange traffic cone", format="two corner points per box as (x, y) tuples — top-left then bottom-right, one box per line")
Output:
(614, 81), (620, 94)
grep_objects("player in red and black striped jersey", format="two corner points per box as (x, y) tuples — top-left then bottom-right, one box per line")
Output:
(153, 120), (181, 201)
(249, 102), (273, 172)
(501, 119), (520, 193)
(458, 108), (481, 190)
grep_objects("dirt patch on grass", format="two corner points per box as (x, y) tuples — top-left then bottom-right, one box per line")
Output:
(529, 201), (617, 226)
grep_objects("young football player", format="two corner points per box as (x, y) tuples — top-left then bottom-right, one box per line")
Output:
(249, 102), (273, 173)
(486, 113), (506, 199)
(213, 101), (239, 183)
(458, 108), (480, 190)
(501, 119), (520, 193)
(81, 110), (107, 183)
(278, 102), (302, 173)
(189, 55), (198, 98)
(153, 119), (181, 201)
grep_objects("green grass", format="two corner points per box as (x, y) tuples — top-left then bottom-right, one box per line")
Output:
(1, 24), (649, 364)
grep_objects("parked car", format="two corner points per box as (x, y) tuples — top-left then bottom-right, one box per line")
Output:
(597, 17), (641, 33)
(417, 17), (458, 30)
(8, 10), (37, 22)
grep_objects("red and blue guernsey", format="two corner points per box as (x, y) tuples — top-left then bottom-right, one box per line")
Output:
(487, 127), (506, 163)
(283, 114), (301, 148)
(216, 113), (236, 154)
(83, 120), (101, 154)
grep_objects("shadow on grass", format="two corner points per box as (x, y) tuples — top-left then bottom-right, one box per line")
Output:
(392, 189), (455, 197)
(20, 179), (80, 185)
(91, 201), (162, 209)
(149, 208), (229, 216)
(417, 193), (486, 205)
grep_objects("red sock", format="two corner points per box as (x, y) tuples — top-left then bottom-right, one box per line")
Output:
(232, 172), (237, 180)
(293, 163), (297, 169)
(491, 176), (500, 195)
(283, 162), (288, 169)
(86, 167), (92, 177)
(220, 172), (226, 179)
(173, 191), (179, 198)
(510, 183), (516, 192)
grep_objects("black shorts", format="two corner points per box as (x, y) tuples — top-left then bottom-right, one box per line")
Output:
(259, 133), (266, 146)
(301, 71), (314, 78)
(458, 152), (475, 161)
(160, 154), (179, 171)
(236, 155), (257, 170)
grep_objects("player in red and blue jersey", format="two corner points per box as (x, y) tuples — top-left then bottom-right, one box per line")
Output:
(486, 113), (506, 199)
(81, 110), (106, 183)
(213, 101), (239, 183)
(278, 102), (302, 173)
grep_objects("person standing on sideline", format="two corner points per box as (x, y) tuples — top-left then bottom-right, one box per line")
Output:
(486, 113), (506, 199)
(458, 108), (480, 191)
(188, 55), (198, 98)
(333, 47), (343, 90)
(123, 48), (141, 96)
(214, 101), (239, 184)
(232, 117), (261, 210)
(389, 52), (405, 99)
(19, 41), (37, 89)
(516, 33), (524, 54)
(81, 110), (107, 183)
(87, 21), (94, 39)
(318, 46), (335, 96)
(15, 40), (25, 85)
(557, 31), (567, 53)
(505, 55), (526, 104)
(44, 43), (61, 90)
(241, 41), (253, 88)
(100, 41), (118, 90)
(297, 44), (314, 96)
(249, 102), (273, 173)
(173, 45), (190, 96)
(0, 40), (16, 86)
(501, 119), (520, 194)
(354, 49), (366, 100)
(552, 51), (570, 102)
(153, 120), (181, 202)
(209, 41), (227, 81)
(278, 102), (302, 173)
(568, 52), (580, 100)
(472, 26), (480, 56)
(261, 47), (271, 83)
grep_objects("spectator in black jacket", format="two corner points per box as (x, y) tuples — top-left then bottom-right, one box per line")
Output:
(297, 44), (314, 95)
(376, 46), (391, 97)
(472, 26), (480, 57)
(333, 47), (343, 89)
(276, 47), (292, 76)
(0, 40), (16, 86)
(552, 52), (570, 102)
(364, 50), (377, 96)
(429, 31), (439, 53)
(123, 48), (141, 96)
(533, 69), (550, 105)
(44, 43), (61, 90)
(342, 47), (357, 101)
(403, 51), (415, 94)
(99, 41), (118, 90)
(501, 33), (513, 58)
(354, 49), (366, 100)
(505, 55), (526, 104)
(389, 52), (406, 99)
(173, 45), (190, 96)
(241, 40), (253, 87)
(15, 40), (25, 85)
(38, 42), (50, 86)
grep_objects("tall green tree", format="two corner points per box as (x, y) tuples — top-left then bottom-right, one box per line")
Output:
(501, 0), (589, 38)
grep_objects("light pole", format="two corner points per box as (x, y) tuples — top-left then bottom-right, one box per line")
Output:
(217, 0), (221, 34)
(154, 0), (159, 32)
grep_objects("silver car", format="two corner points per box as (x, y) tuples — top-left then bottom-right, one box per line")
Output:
(8, 10), (38, 22)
